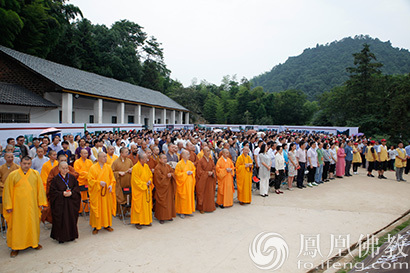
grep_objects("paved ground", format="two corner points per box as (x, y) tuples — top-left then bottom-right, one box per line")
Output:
(1, 169), (409, 273)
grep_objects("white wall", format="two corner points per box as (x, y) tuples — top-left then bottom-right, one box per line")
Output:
(0, 104), (59, 123)
(102, 100), (118, 124)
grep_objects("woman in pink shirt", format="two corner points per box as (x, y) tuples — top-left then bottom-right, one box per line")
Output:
(336, 142), (346, 178)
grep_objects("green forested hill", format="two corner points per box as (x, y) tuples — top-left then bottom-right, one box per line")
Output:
(251, 35), (410, 100)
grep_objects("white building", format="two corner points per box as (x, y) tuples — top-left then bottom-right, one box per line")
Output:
(0, 46), (189, 129)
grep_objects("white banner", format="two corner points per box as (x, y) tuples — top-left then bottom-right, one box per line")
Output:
(0, 123), (143, 146)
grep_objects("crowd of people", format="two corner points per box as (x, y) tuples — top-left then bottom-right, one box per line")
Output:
(0, 128), (409, 258)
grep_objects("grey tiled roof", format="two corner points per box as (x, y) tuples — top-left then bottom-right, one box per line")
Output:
(0, 82), (57, 107)
(0, 46), (188, 111)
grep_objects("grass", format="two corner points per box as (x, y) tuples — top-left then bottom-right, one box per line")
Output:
(336, 218), (410, 273)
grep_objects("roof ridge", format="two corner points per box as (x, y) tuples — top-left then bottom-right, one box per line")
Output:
(0, 45), (187, 111)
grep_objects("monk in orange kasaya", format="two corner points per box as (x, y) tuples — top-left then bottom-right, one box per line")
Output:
(174, 150), (196, 219)
(216, 149), (235, 208)
(74, 149), (93, 214)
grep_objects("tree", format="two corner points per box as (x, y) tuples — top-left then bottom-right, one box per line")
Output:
(345, 43), (383, 115)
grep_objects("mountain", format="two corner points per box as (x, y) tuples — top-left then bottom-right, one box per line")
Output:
(251, 35), (410, 100)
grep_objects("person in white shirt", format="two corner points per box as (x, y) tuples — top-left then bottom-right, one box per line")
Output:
(90, 139), (106, 162)
(307, 141), (319, 187)
(273, 145), (285, 194)
(267, 142), (277, 172)
(113, 138), (122, 156)
(329, 142), (337, 180)
(296, 141), (307, 188)
(67, 134), (78, 154)
(258, 144), (271, 197)
(253, 140), (263, 169)
(31, 147), (49, 173)
(388, 145), (396, 171)
(48, 136), (63, 153)
(29, 138), (41, 158)
(0, 145), (21, 166)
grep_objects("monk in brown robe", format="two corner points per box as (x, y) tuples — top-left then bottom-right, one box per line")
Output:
(195, 147), (216, 213)
(128, 144), (139, 165)
(49, 162), (81, 243)
(218, 142), (233, 160)
(111, 147), (133, 214)
(153, 154), (176, 224)
(42, 154), (78, 223)
(0, 153), (19, 217)
(146, 148), (158, 173)
(188, 143), (198, 166)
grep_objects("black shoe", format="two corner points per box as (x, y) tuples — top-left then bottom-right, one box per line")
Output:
(378, 176), (382, 179)
(382, 176), (387, 179)
(368, 174), (375, 177)
(297, 186), (303, 189)
(219, 205), (225, 209)
(302, 185), (306, 188)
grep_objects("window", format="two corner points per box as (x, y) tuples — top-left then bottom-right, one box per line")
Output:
(0, 113), (30, 123)
(112, 116), (117, 123)
(157, 118), (161, 124)
(72, 111), (75, 123)
(59, 110), (62, 123)
(128, 115), (134, 124)
(89, 115), (94, 123)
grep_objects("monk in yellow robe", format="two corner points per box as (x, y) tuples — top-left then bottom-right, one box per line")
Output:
(3, 156), (47, 257)
(174, 150), (196, 218)
(216, 149), (235, 208)
(0, 153), (19, 214)
(74, 149), (93, 213)
(88, 152), (116, 234)
(106, 145), (118, 167)
(131, 153), (154, 229)
(235, 146), (253, 205)
(195, 147), (216, 213)
(41, 150), (57, 193)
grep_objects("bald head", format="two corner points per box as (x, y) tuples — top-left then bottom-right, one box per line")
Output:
(159, 153), (167, 164)
(222, 149), (230, 158)
(4, 152), (14, 164)
(203, 146), (210, 158)
(107, 145), (115, 155)
(58, 161), (68, 169)
(49, 150), (57, 161)
(181, 150), (189, 160)
(152, 146), (159, 155)
(138, 152), (147, 164)
(97, 152), (107, 164)
(243, 146), (250, 155)
(59, 161), (69, 176)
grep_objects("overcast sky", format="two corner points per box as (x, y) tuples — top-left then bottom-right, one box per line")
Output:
(70, 0), (410, 86)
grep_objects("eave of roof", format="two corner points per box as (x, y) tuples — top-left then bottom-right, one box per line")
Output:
(0, 82), (57, 108)
(0, 46), (188, 112)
